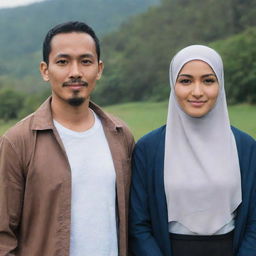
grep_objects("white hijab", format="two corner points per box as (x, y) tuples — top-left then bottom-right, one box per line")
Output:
(164, 45), (242, 235)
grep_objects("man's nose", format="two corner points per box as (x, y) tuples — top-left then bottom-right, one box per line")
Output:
(69, 62), (82, 78)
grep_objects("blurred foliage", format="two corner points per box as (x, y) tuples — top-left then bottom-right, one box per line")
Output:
(0, 89), (24, 120)
(0, 87), (50, 121)
(0, 0), (159, 59)
(0, 0), (256, 121)
(211, 27), (256, 104)
(93, 0), (256, 105)
(0, 0), (159, 81)
(18, 88), (51, 118)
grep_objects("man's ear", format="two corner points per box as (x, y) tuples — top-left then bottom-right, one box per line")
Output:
(40, 61), (49, 82)
(96, 60), (104, 80)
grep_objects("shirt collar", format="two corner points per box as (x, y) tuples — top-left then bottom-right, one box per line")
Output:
(31, 97), (123, 132)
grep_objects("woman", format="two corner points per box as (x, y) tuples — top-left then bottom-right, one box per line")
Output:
(129, 45), (256, 256)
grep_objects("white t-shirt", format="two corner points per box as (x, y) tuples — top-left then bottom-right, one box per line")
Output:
(54, 111), (117, 256)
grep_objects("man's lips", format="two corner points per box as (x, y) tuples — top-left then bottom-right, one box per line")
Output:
(63, 81), (88, 89)
(67, 83), (85, 90)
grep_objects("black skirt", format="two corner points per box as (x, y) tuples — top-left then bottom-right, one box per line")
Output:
(169, 231), (233, 256)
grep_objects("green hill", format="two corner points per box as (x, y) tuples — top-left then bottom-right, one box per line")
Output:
(0, 0), (255, 114)
(94, 0), (256, 105)
(0, 0), (159, 59)
(0, 0), (159, 85)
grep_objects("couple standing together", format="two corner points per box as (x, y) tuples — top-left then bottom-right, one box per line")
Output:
(0, 21), (255, 256)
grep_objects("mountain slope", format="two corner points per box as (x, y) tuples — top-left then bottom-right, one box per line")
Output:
(0, 0), (159, 59)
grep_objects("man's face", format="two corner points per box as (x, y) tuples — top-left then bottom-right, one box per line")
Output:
(40, 32), (103, 107)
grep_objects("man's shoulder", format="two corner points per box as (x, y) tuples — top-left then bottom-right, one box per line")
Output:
(2, 113), (35, 144)
(89, 101), (134, 142)
(2, 97), (53, 144)
(103, 112), (135, 151)
(107, 113), (133, 134)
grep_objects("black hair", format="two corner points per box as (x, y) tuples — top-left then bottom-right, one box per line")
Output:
(42, 21), (100, 64)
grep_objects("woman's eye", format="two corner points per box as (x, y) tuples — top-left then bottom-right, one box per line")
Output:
(179, 79), (191, 84)
(204, 78), (216, 85)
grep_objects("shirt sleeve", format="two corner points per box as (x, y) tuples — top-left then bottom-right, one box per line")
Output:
(129, 144), (164, 256)
(0, 136), (24, 255)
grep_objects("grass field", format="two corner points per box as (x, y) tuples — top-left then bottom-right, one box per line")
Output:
(105, 102), (256, 140)
(0, 102), (255, 141)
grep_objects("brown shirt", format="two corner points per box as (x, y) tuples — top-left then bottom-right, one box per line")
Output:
(0, 98), (134, 256)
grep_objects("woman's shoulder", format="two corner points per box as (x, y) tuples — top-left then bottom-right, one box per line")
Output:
(136, 125), (166, 147)
(231, 126), (256, 164)
(231, 126), (256, 148)
(133, 125), (166, 163)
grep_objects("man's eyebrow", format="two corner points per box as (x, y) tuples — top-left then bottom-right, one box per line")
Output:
(55, 53), (95, 58)
(56, 53), (70, 58)
(80, 54), (94, 58)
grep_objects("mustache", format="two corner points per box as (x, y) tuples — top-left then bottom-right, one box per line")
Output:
(63, 79), (88, 87)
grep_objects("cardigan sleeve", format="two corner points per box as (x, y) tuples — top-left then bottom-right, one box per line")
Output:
(236, 137), (256, 256)
(129, 144), (164, 256)
(237, 186), (256, 255)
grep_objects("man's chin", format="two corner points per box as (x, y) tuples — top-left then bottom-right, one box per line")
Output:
(67, 97), (85, 106)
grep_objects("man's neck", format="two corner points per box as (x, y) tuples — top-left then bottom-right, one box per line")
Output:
(51, 97), (95, 132)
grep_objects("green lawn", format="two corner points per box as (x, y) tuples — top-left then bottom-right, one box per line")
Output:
(1, 102), (255, 141)
(104, 101), (168, 140)
(228, 104), (256, 139)
(105, 102), (256, 140)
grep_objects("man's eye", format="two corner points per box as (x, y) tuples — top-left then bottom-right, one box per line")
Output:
(56, 60), (67, 65)
(81, 59), (92, 64)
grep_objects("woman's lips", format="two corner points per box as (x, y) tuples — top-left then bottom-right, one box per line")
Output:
(188, 100), (207, 107)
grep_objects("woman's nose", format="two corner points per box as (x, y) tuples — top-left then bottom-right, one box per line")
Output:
(191, 82), (203, 98)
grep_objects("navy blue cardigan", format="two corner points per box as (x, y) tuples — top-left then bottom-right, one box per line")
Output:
(129, 126), (256, 256)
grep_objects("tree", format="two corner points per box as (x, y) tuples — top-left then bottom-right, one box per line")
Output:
(97, 0), (248, 105)
(211, 27), (256, 104)
(0, 89), (24, 120)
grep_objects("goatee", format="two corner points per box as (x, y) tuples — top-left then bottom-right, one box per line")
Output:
(67, 97), (85, 106)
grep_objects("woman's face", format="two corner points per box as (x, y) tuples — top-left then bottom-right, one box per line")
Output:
(175, 60), (219, 118)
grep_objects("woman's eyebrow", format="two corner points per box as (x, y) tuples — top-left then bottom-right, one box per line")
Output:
(178, 73), (216, 78)
(178, 74), (193, 78)
(202, 74), (216, 78)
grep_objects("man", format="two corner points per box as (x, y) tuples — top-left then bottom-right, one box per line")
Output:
(0, 21), (134, 256)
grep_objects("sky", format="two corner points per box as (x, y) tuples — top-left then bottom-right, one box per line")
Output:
(0, 0), (46, 8)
